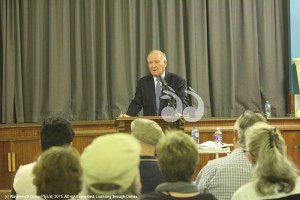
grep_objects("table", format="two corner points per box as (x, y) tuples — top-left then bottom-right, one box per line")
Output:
(198, 147), (231, 158)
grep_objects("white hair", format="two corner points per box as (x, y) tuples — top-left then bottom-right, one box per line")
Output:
(234, 110), (266, 146)
(147, 50), (167, 61)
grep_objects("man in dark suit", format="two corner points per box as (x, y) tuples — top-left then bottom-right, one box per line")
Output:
(125, 50), (188, 116)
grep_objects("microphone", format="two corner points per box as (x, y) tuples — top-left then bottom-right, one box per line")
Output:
(159, 76), (168, 89)
(159, 75), (176, 111)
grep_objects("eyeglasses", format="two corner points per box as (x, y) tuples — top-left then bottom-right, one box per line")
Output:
(242, 149), (249, 154)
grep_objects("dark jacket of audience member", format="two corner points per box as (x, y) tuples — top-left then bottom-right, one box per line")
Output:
(131, 118), (164, 194)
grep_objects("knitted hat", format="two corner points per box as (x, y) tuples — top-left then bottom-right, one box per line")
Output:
(80, 133), (141, 194)
(131, 118), (164, 145)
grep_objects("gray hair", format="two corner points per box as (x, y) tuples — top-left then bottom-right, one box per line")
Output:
(234, 110), (267, 146)
(147, 50), (167, 61)
(245, 122), (299, 195)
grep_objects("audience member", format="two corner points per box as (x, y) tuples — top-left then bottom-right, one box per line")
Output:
(12, 116), (75, 200)
(33, 146), (82, 200)
(141, 131), (217, 200)
(195, 110), (266, 200)
(131, 118), (164, 194)
(124, 50), (188, 116)
(232, 122), (300, 200)
(80, 133), (141, 200)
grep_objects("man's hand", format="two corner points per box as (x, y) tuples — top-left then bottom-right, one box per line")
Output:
(119, 114), (131, 117)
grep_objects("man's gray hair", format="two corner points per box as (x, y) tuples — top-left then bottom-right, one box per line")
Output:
(147, 50), (167, 61)
(234, 110), (266, 146)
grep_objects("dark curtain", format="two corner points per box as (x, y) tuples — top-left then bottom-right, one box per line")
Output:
(0, 0), (289, 123)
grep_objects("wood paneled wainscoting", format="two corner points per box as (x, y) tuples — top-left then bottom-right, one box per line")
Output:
(0, 121), (117, 193)
(1, 117), (300, 196)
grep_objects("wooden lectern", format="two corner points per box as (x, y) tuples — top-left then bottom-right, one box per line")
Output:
(115, 116), (184, 133)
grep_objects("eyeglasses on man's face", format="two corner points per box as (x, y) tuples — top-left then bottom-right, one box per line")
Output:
(242, 149), (249, 154)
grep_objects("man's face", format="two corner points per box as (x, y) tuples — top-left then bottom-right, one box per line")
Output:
(147, 51), (167, 77)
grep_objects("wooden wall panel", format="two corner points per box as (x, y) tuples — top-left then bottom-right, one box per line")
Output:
(1, 117), (300, 190)
(281, 131), (300, 166)
(0, 142), (13, 190)
(0, 190), (11, 200)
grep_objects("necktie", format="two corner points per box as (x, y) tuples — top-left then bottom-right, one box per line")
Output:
(156, 78), (161, 115)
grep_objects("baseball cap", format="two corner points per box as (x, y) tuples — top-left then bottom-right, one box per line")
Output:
(80, 133), (141, 194)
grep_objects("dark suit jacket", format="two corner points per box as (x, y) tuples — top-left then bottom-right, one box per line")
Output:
(139, 155), (164, 194)
(126, 72), (189, 116)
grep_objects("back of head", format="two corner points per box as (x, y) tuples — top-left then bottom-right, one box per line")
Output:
(80, 133), (141, 197)
(33, 146), (82, 200)
(131, 118), (164, 145)
(245, 122), (299, 195)
(234, 110), (267, 146)
(156, 131), (198, 182)
(40, 116), (75, 151)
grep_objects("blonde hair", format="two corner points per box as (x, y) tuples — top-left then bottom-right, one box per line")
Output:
(33, 146), (82, 199)
(245, 122), (299, 195)
(156, 130), (198, 182)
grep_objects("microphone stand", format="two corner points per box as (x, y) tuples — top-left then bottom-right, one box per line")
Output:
(159, 76), (175, 109)
(161, 85), (175, 108)
(159, 76), (184, 129)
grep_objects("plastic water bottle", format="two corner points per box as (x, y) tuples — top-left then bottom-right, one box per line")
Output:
(191, 127), (199, 144)
(265, 100), (271, 119)
(214, 127), (222, 149)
